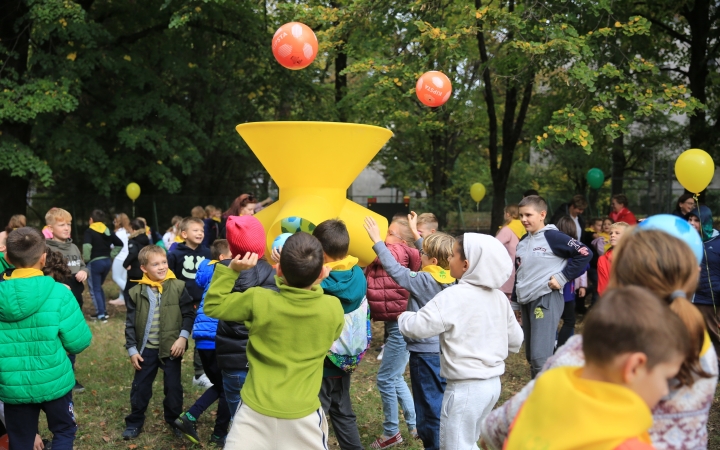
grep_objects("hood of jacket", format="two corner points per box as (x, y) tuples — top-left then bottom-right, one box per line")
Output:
(0, 275), (56, 322)
(321, 265), (367, 312)
(173, 242), (205, 257)
(129, 230), (150, 244)
(46, 238), (75, 251)
(459, 233), (512, 290)
(195, 259), (217, 291)
(687, 205), (715, 242)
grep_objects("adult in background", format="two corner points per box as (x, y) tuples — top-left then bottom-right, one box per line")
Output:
(219, 194), (256, 239)
(109, 213), (132, 307)
(549, 194), (587, 241)
(609, 193), (637, 225)
(673, 192), (697, 218)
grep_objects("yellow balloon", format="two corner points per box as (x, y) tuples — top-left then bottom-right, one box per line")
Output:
(470, 183), (486, 203)
(126, 182), (141, 201)
(675, 149), (715, 194)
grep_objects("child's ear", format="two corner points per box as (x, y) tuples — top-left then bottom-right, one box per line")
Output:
(621, 352), (648, 385)
(430, 257), (438, 266)
(276, 264), (284, 278)
(140, 265), (149, 274)
(314, 265), (331, 285)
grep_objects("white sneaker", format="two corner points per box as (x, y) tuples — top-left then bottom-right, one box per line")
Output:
(192, 373), (213, 389)
(377, 346), (384, 361)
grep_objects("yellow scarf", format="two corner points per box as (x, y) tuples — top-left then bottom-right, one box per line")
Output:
(505, 367), (653, 450)
(174, 234), (184, 243)
(507, 220), (526, 240)
(212, 216), (221, 223)
(3, 268), (44, 280)
(89, 222), (108, 234)
(134, 269), (177, 294)
(421, 265), (455, 284)
(597, 232), (611, 252)
(324, 255), (359, 271)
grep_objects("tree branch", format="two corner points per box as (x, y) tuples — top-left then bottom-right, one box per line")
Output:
(633, 14), (691, 45)
(476, 0), (498, 171)
(659, 66), (689, 76)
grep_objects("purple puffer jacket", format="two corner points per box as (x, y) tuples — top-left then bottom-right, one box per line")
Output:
(365, 243), (421, 322)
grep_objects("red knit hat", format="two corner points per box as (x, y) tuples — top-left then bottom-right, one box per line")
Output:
(226, 215), (266, 258)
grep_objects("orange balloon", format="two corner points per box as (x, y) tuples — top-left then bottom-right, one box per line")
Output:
(271, 22), (318, 70)
(416, 71), (452, 107)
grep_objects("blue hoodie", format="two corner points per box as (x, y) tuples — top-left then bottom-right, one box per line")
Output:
(192, 259), (220, 349)
(688, 206), (720, 307)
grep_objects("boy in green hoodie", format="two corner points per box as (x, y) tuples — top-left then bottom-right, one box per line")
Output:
(0, 227), (92, 449)
(204, 232), (344, 450)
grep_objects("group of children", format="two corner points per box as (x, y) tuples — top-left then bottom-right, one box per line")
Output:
(0, 191), (713, 450)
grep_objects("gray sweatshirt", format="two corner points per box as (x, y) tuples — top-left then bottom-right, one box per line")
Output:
(46, 238), (88, 275)
(374, 242), (455, 353)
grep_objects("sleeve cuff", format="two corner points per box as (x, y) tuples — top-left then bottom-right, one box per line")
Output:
(553, 272), (568, 287)
(127, 346), (138, 357)
(414, 238), (423, 250)
(180, 330), (190, 339)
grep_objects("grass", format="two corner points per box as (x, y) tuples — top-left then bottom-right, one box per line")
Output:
(36, 281), (720, 449)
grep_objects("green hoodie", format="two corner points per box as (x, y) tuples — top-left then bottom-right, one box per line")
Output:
(0, 273), (92, 404)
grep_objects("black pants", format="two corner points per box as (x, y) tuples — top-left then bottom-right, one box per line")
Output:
(558, 300), (576, 349)
(319, 374), (363, 450)
(187, 349), (231, 437)
(5, 390), (76, 450)
(65, 275), (85, 309)
(125, 348), (183, 429)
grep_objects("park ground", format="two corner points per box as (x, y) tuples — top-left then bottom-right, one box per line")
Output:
(38, 282), (720, 449)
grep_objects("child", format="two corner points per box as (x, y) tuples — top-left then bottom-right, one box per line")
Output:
(83, 209), (124, 321)
(202, 205), (220, 247)
(513, 195), (592, 378)
(123, 219), (152, 301)
(597, 221), (630, 295)
(398, 233), (523, 450)
(163, 215), (183, 251)
(312, 219), (369, 450)
(44, 247), (72, 283)
(365, 217), (455, 450)
(203, 232), (344, 449)
(0, 227), (92, 449)
(123, 245), (196, 440)
(167, 216), (212, 387)
(496, 205), (524, 322)
(504, 287), (689, 449)
(555, 216), (588, 349)
(0, 230), (12, 275)
(365, 218), (420, 448)
(174, 239), (232, 447)
(45, 207), (88, 309)
(109, 213), (132, 306)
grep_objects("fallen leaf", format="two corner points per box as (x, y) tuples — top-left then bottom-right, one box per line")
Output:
(128, 445), (138, 449)
(102, 436), (110, 442)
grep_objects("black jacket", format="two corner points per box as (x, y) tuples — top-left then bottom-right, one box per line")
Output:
(83, 226), (123, 262)
(215, 258), (278, 371)
(123, 232), (151, 280)
(167, 243), (212, 303)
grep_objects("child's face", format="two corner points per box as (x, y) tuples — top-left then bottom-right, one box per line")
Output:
(519, 205), (547, 233)
(629, 355), (683, 409)
(141, 253), (168, 281)
(182, 223), (204, 245)
(50, 220), (72, 241)
(688, 215), (701, 233)
(417, 223), (435, 238)
(0, 233), (6, 253)
(593, 220), (603, 233)
(385, 222), (405, 245)
(448, 242), (469, 279)
(609, 228), (624, 247)
(213, 208), (222, 219)
(602, 219), (612, 233)
(419, 248), (437, 269)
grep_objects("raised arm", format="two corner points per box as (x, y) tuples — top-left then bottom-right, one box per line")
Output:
(204, 259), (257, 322)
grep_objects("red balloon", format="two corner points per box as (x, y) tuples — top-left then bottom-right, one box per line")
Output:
(416, 71), (452, 107)
(271, 22), (318, 70)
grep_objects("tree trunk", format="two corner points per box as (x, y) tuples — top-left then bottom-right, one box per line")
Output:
(334, 43), (348, 123)
(684, 0), (711, 149)
(611, 134), (625, 196)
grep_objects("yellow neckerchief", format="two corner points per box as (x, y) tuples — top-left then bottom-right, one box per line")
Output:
(89, 222), (108, 234)
(507, 219), (527, 240)
(505, 366), (653, 450)
(208, 260), (219, 266)
(421, 265), (456, 284)
(173, 234), (184, 243)
(701, 330), (712, 357)
(133, 269), (177, 294)
(596, 232), (611, 252)
(324, 255), (359, 271)
(212, 216), (221, 223)
(3, 268), (44, 280)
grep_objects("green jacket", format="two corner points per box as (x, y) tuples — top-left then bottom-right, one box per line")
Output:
(0, 274), (92, 404)
(124, 279), (195, 360)
(204, 264), (344, 419)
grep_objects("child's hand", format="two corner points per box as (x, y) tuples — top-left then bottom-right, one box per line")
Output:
(408, 211), (421, 241)
(126, 265), (131, 270)
(130, 353), (144, 371)
(75, 271), (87, 282)
(170, 337), (187, 358)
(577, 287), (586, 297)
(229, 252), (258, 273)
(271, 246), (282, 263)
(34, 434), (44, 450)
(363, 217), (383, 244)
(548, 276), (561, 290)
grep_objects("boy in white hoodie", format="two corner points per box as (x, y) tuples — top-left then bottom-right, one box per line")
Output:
(398, 233), (524, 450)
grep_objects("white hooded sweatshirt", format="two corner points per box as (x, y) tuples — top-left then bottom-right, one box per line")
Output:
(398, 233), (524, 381)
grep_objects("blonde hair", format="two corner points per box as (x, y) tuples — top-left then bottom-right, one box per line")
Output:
(205, 205), (217, 218)
(608, 229), (710, 387)
(114, 213), (131, 232)
(417, 213), (438, 230)
(423, 232), (455, 269)
(138, 245), (167, 267)
(45, 208), (72, 226)
(167, 215), (182, 233)
(609, 221), (630, 233)
(390, 219), (416, 247)
(504, 204), (519, 224)
(191, 206), (206, 219)
(180, 217), (203, 232)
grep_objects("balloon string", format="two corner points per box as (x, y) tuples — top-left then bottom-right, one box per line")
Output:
(695, 193), (716, 315)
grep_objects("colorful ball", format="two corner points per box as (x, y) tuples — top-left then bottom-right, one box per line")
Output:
(271, 22), (318, 70)
(272, 233), (293, 251)
(638, 214), (704, 264)
(416, 71), (452, 107)
(281, 216), (303, 233)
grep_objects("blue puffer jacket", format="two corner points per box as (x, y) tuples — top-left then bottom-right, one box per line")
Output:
(689, 206), (720, 307)
(192, 259), (219, 349)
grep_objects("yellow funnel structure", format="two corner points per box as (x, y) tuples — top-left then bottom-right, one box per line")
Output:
(235, 121), (393, 266)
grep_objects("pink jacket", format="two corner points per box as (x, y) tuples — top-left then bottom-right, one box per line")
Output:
(365, 243), (421, 321)
(496, 226), (519, 295)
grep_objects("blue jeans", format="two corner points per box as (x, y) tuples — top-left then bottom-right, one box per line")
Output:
(222, 369), (247, 420)
(87, 258), (112, 317)
(376, 321), (416, 436)
(409, 352), (446, 450)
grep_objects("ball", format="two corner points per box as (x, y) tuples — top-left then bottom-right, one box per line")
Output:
(272, 233), (293, 252)
(281, 216), (303, 233)
(416, 71), (452, 107)
(638, 214), (704, 264)
(271, 22), (318, 70)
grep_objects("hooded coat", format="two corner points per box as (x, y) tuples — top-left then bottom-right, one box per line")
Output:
(167, 243), (212, 302)
(365, 243), (421, 321)
(688, 205), (720, 307)
(398, 233), (524, 381)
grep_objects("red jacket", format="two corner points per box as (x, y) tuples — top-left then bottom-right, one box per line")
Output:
(609, 207), (638, 225)
(597, 249), (613, 295)
(365, 243), (421, 321)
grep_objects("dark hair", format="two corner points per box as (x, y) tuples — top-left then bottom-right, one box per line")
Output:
(391, 212), (407, 222)
(224, 194), (257, 217)
(592, 217), (603, 224)
(6, 227), (46, 268)
(130, 219), (146, 231)
(583, 287), (690, 370)
(279, 232), (324, 288)
(455, 234), (466, 261)
(5, 214), (26, 234)
(523, 189), (539, 198)
(612, 194), (629, 207)
(43, 248), (71, 282)
(90, 209), (106, 223)
(570, 194), (588, 210)
(518, 195), (548, 213)
(312, 219), (349, 260)
(556, 215), (577, 237)
(211, 239), (230, 260)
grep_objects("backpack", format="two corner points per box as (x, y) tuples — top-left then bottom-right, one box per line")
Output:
(326, 298), (371, 374)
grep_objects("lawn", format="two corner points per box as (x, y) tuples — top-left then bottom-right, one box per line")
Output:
(37, 282), (720, 449)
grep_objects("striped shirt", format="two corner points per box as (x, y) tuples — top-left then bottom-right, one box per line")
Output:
(146, 287), (161, 349)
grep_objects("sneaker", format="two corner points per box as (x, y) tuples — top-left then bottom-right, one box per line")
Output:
(170, 426), (182, 439)
(377, 346), (384, 361)
(192, 373), (213, 389)
(370, 431), (403, 449)
(90, 314), (109, 322)
(173, 412), (200, 444)
(109, 298), (125, 306)
(209, 434), (227, 447)
(72, 381), (85, 393)
(122, 427), (143, 440)
(100, 314), (109, 322)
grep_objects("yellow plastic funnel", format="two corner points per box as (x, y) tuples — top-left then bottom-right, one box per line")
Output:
(236, 121), (393, 266)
